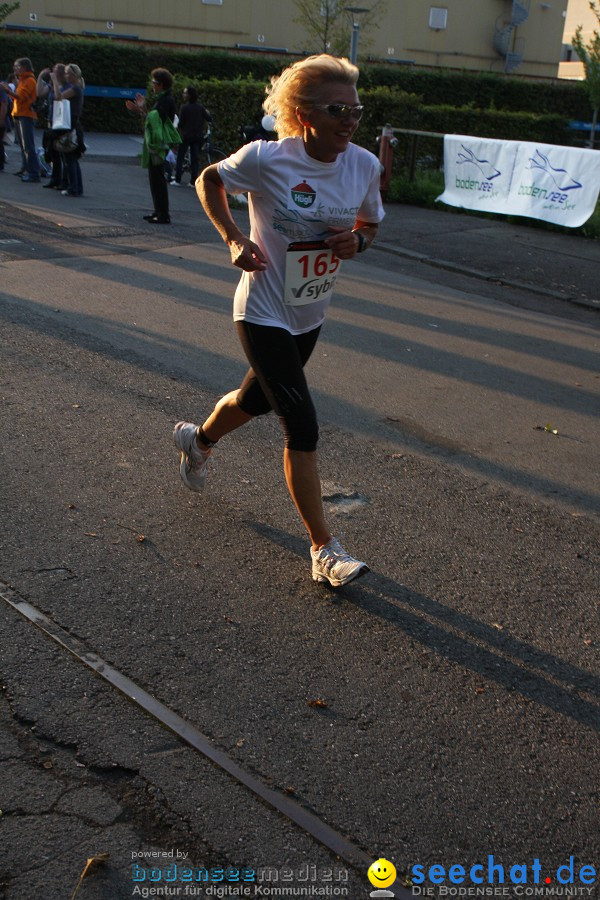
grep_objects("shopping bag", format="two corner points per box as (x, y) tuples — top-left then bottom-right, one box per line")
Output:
(51, 99), (71, 131)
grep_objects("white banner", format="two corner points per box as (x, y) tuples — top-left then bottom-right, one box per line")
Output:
(437, 134), (600, 228)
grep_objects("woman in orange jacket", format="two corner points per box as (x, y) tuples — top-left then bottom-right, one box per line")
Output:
(0, 57), (40, 181)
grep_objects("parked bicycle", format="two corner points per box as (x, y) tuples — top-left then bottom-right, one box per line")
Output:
(173, 125), (227, 184)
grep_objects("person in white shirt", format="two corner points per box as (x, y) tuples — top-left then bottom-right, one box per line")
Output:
(173, 53), (384, 588)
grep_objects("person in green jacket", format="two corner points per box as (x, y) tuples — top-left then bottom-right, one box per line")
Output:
(126, 68), (180, 224)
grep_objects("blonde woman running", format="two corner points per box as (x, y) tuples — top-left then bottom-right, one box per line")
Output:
(174, 54), (384, 588)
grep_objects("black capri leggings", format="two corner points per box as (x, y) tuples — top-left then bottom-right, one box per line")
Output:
(235, 321), (321, 452)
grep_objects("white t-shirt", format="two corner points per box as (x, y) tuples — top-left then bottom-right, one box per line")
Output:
(217, 136), (385, 335)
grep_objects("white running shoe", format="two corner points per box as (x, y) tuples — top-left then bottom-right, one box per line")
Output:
(311, 538), (369, 588)
(173, 421), (211, 491)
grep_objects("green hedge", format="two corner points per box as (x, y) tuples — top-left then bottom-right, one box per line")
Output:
(0, 31), (286, 86)
(358, 65), (590, 119)
(81, 98), (143, 134)
(415, 105), (568, 144)
(150, 80), (568, 156)
(384, 107), (570, 176)
(0, 29), (591, 122)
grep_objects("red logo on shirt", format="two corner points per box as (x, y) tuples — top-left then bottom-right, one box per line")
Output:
(291, 180), (316, 208)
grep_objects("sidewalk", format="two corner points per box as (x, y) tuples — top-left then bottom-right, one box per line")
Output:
(81, 131), (144, 159)
(2, 131), (599, 309)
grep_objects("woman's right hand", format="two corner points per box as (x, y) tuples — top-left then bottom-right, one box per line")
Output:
(227, 237), (267, 272)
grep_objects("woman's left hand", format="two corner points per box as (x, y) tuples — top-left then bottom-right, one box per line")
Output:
(324, 226), (360, 259)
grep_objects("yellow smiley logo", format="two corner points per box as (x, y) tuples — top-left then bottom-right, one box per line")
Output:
(368, 858), (397, 889)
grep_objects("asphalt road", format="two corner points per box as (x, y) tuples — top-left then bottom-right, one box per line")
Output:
(0, 151), (599, 900)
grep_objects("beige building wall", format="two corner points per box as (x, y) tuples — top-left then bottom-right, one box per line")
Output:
(559, 0), (599, 79)
(3, 0), (568, 78)
(373, 1), (568, 76)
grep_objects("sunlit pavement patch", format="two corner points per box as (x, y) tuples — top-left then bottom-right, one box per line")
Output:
(321, 482), (369, 514)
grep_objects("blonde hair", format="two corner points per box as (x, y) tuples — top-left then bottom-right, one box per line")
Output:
(263, 54), (358, 139)
(66, 63), (85, 89)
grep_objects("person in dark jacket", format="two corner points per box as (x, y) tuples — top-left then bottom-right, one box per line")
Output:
(37, 63), (68, 189)
(126, 68), (176, 224)
(0, 85), (7, 171)
(51, 62), (85, 196)
(173, 86), (212, 187)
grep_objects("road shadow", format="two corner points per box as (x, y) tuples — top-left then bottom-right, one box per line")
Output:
(1, 293), (599, 518)
(246, 521), (600, 733)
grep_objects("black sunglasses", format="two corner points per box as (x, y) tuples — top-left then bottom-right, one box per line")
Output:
(313, 103), (364, 121)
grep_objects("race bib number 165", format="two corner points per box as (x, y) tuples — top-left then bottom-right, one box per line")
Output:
(284, 241), (341, 306)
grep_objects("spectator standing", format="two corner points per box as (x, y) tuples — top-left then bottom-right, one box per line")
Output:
(52, 63), (85, 196)
(0, 84), (7, 171)
(173, 86), (212, 187)
(0, 58), (40, 182)
(3, 74), (15, 146)
(37, 63), (67, 189)
(126, 68), (178, 224)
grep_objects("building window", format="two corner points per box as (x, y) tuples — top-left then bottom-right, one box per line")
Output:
(202, 0), (223, 5)
(429, 7), (448, 30)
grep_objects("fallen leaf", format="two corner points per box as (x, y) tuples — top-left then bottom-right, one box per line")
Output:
(83, 532), (98, 538)
(492, 623), (504, 631)
(475, 687), (485, 694)
(307, 698), (328, 708)
(70, 853), (110, 900)
(235, 739), (245, 747)
(584, 639), (592, 646)
(284, 785), (296, 794)
(42, 759), (53, 769)
(136, 534), (146, 543)
(72, 404), (81, 409)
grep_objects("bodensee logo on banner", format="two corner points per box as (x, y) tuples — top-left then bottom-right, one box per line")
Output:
(437, 135), (600, 228)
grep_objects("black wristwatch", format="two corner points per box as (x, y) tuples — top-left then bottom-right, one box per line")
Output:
(354, 230), (367, 253)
